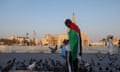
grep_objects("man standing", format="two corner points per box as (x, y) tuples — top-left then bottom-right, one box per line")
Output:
(108, 36), (118, 55)
(108, 36), (114, 55)
(64, 19), (82, 72)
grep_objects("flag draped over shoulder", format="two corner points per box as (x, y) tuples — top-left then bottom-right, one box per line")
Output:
(69, 23), (82, 61)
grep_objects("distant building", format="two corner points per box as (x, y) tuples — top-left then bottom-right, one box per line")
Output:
(113, 37), (119, 45)
(41, 34), (68, 46)
(9, 36), (40, 46)
(89, 41), (105, 46)
(89, 37), (119, 46)
(42, 32), (89, 47)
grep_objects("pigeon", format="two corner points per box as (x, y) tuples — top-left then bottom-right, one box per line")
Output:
(2, 58), (16, 72)
(49, 45), (58, 53)
(27, 61), (36, 71)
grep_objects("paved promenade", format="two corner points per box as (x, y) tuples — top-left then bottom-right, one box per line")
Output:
(0, 46), (120, 72)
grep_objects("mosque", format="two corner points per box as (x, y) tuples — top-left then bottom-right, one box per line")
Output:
(41, 13), (89, 47)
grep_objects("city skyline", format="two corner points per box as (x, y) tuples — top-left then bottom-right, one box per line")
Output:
(0, 0), (120, 41)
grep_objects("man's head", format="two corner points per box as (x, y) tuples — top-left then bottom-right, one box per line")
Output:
(64, 19), (72, 28)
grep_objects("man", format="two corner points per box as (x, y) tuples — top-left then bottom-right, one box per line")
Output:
(64, 19), (82, 72)
(108, 36), (118, 55)
(108, 36), (114, 55)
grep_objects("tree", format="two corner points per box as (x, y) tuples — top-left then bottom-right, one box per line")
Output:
(101, 38), (107, 46)
(26, 33), (29, 37)
(106, 35), (113, 41)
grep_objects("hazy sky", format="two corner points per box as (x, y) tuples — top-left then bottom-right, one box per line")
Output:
(0, 0), (120, 41)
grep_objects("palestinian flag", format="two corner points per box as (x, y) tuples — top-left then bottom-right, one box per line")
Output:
(69, 23), (82, 61)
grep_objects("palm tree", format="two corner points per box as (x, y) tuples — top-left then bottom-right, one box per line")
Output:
(26, 33), (29, 37)
(106, 35), (113, 41)
(101, 38), (107, 46)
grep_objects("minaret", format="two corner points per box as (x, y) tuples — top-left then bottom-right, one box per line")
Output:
(72, 12), (76, 24)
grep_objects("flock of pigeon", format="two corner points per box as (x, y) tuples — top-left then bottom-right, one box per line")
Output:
(0, 57), (66, 72)
(0, 53), (120, 72)
(81, 55), (120, 72)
